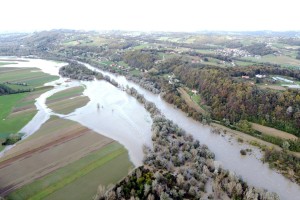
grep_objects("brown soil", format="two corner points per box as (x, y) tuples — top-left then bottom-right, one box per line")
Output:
(251, 123), (298, 140)
(0, 118), (112, 196)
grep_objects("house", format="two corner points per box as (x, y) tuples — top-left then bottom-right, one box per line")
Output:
(191, 89), (198, 94)
(255, 74), (266, 78)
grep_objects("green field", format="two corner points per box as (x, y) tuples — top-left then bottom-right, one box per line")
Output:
(235, 60), (255, 67)
(0, 62), (16, 66)
(0, 67), (59, 150)
(245, 55), (300, 68)
(0, 68), (59, 87)
(133, 44), (149, 50)
(46, 86), (89, 115)
(8, 142), (133, 200)
(129, 69), (141, 76)
(47, 86), (85, 102)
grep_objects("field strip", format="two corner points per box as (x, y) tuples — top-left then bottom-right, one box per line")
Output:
(0, 127), (91, 169)
(46, 94), (84, 104)
(28, 148), (126, 200)
(2, 121), (92, 158)
(8, 108), (36, 118)
(47, 96), (89, 115)
(0, 140), (112, 196)
(6, 142), (127, 200)
(251, 123), (298, 140)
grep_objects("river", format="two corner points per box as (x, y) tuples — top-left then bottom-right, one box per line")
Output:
(0, 58), (299, 200)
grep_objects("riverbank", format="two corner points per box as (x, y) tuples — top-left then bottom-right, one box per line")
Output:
(211, 122), (300, 158)
(0, 66), (59, 151)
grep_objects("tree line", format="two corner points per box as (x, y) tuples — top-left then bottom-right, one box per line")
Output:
(59, 61), (99, 81)
(0, 84), (32, 95)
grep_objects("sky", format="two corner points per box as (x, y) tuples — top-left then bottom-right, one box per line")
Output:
(0, 0), (299, 32)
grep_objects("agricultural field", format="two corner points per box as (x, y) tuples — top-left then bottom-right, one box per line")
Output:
(62, 36), (109, 47)
(46, 86), (89, 115)
(245, 54), (300, 68)
(0, 67), (59, 150)
(258, 84), (286, 91)
(1, 117), (133, 199)
(0, 68), (58, 87)
(0, 62), (16, 66)
(251, 123), (298, 140)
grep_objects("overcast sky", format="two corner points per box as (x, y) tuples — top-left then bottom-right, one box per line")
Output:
(0, 0), (299, 32)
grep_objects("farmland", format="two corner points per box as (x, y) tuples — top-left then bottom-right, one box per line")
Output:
(0, 67), (59, 150)
(1, 117), (132, 199)
(0, 61), (133, 200)
(46, 86), (89, 115)
(251, 123), (298, 140)
(0, 62), (15, 66)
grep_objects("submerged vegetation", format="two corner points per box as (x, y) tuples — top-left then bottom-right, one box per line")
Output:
(1, 132), (23, 145)
(263, 149), (300, 184)
(59, 61), (98, 81)
(98, 87), (279, 199)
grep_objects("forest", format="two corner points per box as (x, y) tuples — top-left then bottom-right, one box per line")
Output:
(241, 43), (276, 56)
(122, 52), (300, 138)
(124, 50), (159, 70)
(172, 65), (300, 137)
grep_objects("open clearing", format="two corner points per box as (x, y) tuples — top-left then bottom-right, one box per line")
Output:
(258, 84), (287, 91)
(251, 123), (298, 140)
(0, 117), (132, 199)
(46, 86), (89, 115)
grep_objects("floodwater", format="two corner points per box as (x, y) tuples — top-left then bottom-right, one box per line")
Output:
(83, 62), (300, 200)
(0, 58), (299, 199)
(0, 58), (152, 166)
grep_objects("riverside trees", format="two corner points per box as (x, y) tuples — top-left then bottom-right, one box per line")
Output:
(59, 61), (100, 81)
(100, 87), (279, 200)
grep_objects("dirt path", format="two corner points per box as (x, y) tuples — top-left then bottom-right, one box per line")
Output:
(177, 87), (207, 115)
